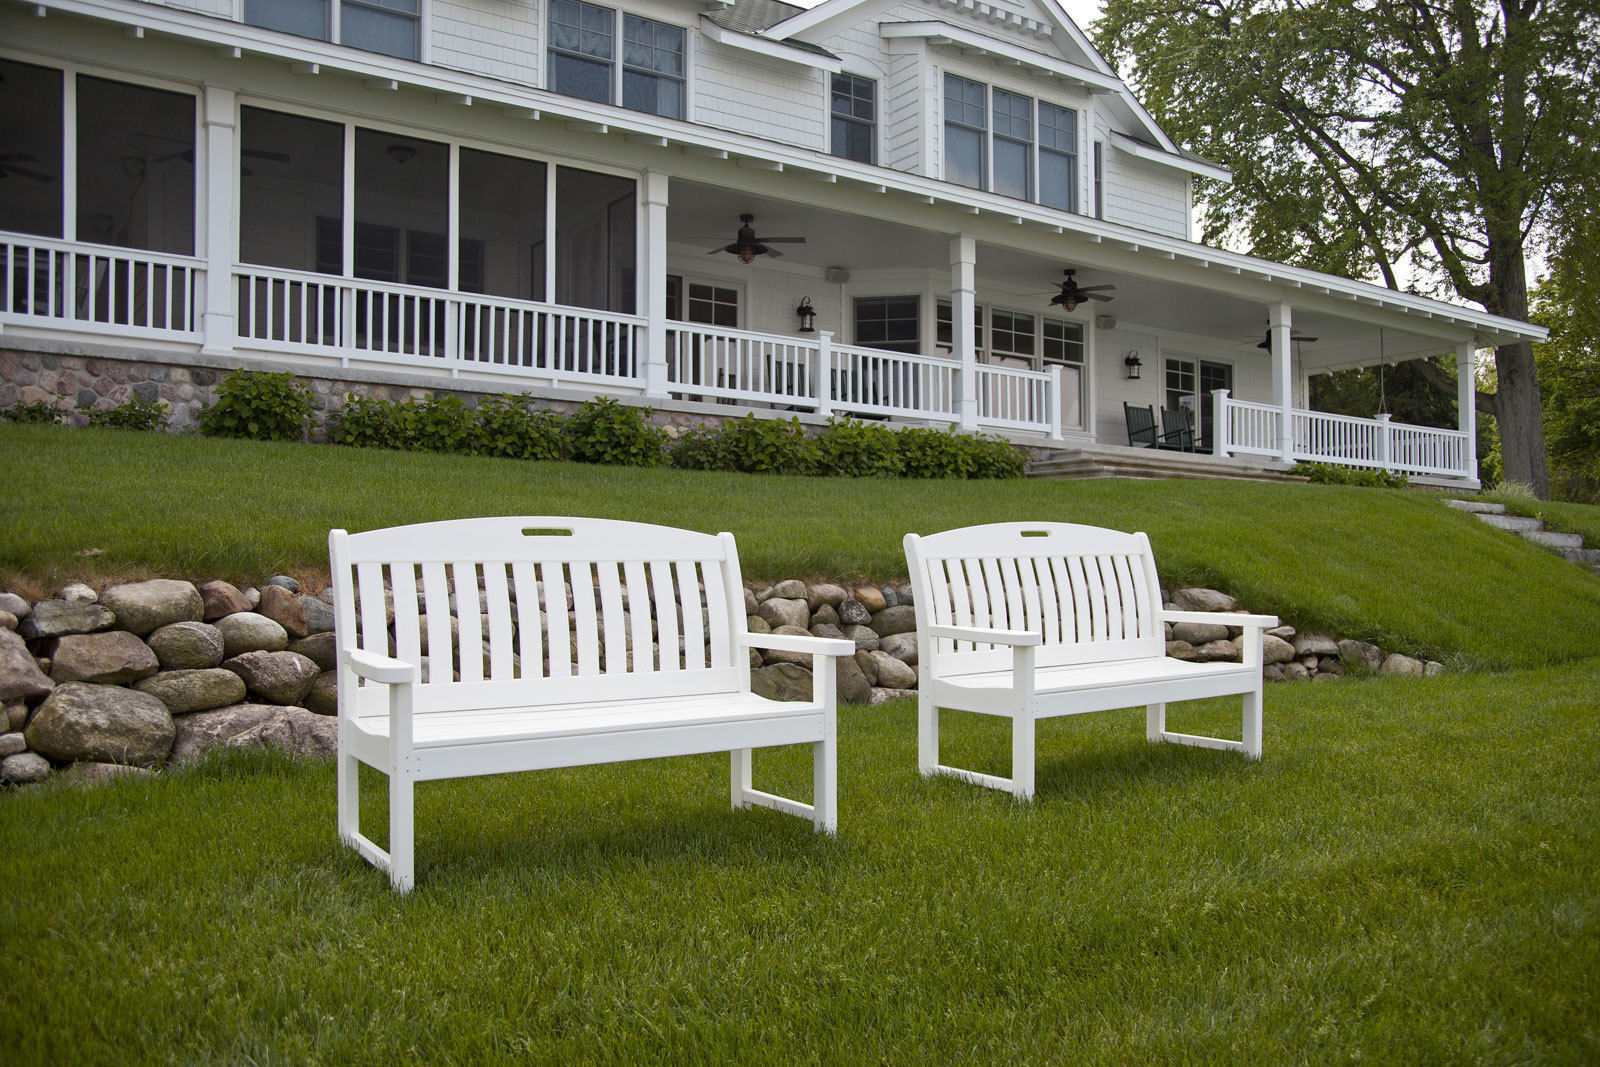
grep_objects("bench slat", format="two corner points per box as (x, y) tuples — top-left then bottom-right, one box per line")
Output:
(622, 560), (652, 671)
(680, 561), (706, 671)
(598, 561), (627, 675)
(511, 561), (541, 679)
(652, 560), (680, 673)
(392, 562), (421, 677)
(571, 561), (600, 676)
(542, 560), (572, 678)
(421, 562), (451, 684)
(703, 558), (732, 671)
(357, 560), (387, 660)
(483, 562), (514, 682)
(454, 561), (484, 684)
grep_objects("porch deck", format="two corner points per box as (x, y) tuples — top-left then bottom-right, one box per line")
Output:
(1027, 443), (1305, 483)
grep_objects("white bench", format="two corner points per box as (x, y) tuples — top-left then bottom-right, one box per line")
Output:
(329, 517), (853, 892)
(904, 521), (1278, 800)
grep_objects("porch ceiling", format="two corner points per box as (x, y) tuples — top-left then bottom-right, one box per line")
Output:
(666, 180), (1457, 368)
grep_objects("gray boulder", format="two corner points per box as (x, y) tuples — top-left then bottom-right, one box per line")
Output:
(305, 671), (339, 716)
(836, 655), (871, 705)
(836, 599), (872, 626)
(6, 703), (26, 731)
(1173, 587), (1237, 612)
(1172, 621), (1230, 645)
(1380, 653), (1425, 677)
(1, 752), (51, 784)
(26, 682), (174, 767)
(756, 597), (810, 631)
(809, 603), (840, 628)
(745, 614), (771, 634)
(1292, 632), (1341, 657)
(750, 663), (812, 702)
(1266, 625), (1296, 641)
(135, 669), (248, 715)
(1166, 640), (1198, 662)
(878, 632), (918, 665)
(1280, 662), (1312, 682)
(1194, 639), (1239, 662)
(1338, 639), (1384, 673)
(265, 575), (300, 593)
(224, 650), (321, 705)
(869, 651), (916, 689)
(288, 632), (338, 672)
(98, 579), (204, 636)
(48, 631), (159, 685)
(850, 585), (887, 613)
(761, 625), (815, 666)
(215, 612), (289, 657)
(57, 582), (98, 603)
(806, 583), (848, 611)
(742, 587), (759, 615)
(197, 580), (251, 621)
(299, 595), (335, 635)
(869, 605), (917, 638)
(1262, 634), (1297, 666)
(0, 610), (16, 632)
(57, 761), (154, 788)
(169, 704), (336, 765)
(809, 622), (848, 642)
(0, 592), (31, 618)
(853, 650), (879, 686)
(1424, 661), (1446, 677)
(18, 600), (115, 639)
(258, 584), (310, 639)
(842, 624), (880, 652)
(769, 579), (807, 600)
(0, 629), (55, 703)
(147, 621), (225, 670)
(0, 732), (24, 757)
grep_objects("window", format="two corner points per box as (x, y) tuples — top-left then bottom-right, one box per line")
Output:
(1039, 103), (1077, 212)
(355, 129), (448, 287)
(1166, 357), (1232, 447)
(943, 75), (985, 190)
(991, 90), (1031, 201)
(77, 76), (194, 255)
(936, 300), (984, 354)
(1093, 141), (1104, 218)
(831, 73), (876, 164)
(989, 309), (1035, 360)
(549, 0), (684, 118)
(854, 296), (919, 353)
(459, 147), (547, 300)
(0, 58), (64, 239)
(242, 108), (343, 273)
(1043, 318), (1085, 428)
(686, 282), (738, 328)
(245, 0), (420, 61)
(555, 167), (636, 313)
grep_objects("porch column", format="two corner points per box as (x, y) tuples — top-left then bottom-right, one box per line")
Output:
(199, 85), (238, 356)
(641, 171), (670, 397)
(1457, 340), (1479, 482)
(1268, 302), (1294, 464)
(950, 234), (978, 431)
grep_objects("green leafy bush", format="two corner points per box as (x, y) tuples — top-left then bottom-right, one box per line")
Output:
(328, 395), (401, 450)
(896, 426), (974, 479)
(82, 396), (167, 432)
(677, 414), (815, 474)
(390, 394), (479, 454)
(198, 370), (313, 442)
(475, 394), (565, 461)
(1, 399), (66, 424)
(813, 416), (904, 478)
(669, 424), (724, 471)
(1291, 461), (1409, 488)
(960, 432), (1028, 479)
(564, 397), (666, 467)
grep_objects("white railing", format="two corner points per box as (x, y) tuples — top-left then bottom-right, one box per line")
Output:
(665, 323), (817, 407)
(976, 363), (1059, 433)
(235, 266), (645, 388)
(828, 341), (961, 423)
(1214, 390), (1472, 479)
(1, 233), (201, 339)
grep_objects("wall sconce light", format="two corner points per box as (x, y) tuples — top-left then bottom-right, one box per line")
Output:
(1124, 350), (1143, 379)
(796, 296), (817, 333)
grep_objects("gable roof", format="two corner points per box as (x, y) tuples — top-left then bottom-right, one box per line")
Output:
(705, 0), (843, 62)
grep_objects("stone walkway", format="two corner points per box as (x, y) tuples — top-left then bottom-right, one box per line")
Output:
(1445, 499), (1600, 577)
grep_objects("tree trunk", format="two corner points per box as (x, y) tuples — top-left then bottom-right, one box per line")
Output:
(1488, 242), (1550, 497)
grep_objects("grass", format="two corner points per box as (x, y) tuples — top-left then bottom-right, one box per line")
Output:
(1482, 489), (1600, 546)
(4, 667), (1598, 1061)
(5, 423), (1600, 670)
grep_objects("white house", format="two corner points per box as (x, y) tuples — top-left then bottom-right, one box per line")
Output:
(0, 0), (1547, 483)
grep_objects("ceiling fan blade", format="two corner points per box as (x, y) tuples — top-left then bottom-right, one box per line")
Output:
(705, 246), (729, 255)
(0, 153), (38, 163)
(1086, 292), (1114, 302)
(764, 247), (784, 258)
(1298, 335), (1320, 343)
(243, 148), (291, 163)
(1074, 284), (1116, 292)
(5, 166), (57, 182)
(759, 236), (806, 243)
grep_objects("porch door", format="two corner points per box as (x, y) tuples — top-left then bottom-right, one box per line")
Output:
(665, 275), (740, 395)
(1165, 357), (1232, 449)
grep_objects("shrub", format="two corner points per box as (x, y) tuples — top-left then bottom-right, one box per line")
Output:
(897, 426), (975, 479)
(390, 394), (480, 454)
(669, 424), (724, 471)
(960, 432), (1028, 479)
(198, 370), (313, 442)
(1, 399), (66, 424)
(82, 396), (167, 432)
(813, 416), (904, 477)
(700, 414), (815, 474)
(564, 397), (666, 466)
(476, 394), (565, 461)
(328, 395), (400, 450)
(1291, 461), (1409, 488)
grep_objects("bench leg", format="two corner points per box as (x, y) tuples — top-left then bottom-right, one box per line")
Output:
(813, 735), (837, 835)
(389, 769), (415, 894)
(337, 745), (359, 847)
(918, 691), (938, 776)
(1011, 712), (1035, 801)
(1242, 687), (1263, 760)
(730, 748), (752, 810)
(1146, 703), (1166, 743)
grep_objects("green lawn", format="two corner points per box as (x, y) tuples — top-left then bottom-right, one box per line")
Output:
(4, 667), (1598, 1061)
(1483, 489), (1600, 546)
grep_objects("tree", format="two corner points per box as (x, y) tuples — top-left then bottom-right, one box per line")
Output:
(1094, 0), (1600, 498)
(1530, 225), (1600, 500)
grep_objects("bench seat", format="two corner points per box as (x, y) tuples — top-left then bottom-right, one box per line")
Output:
(930, 656), (1258, 716)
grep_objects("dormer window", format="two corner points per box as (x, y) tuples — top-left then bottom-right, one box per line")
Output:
(831, 74), (876, 164)
(943, 74), (1081, 214)
(548, 0), (684, 118)
(245, 0), (420, 60)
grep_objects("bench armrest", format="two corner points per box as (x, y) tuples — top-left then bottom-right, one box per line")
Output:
(1161, 609), (1280, 629)
(741, 632), (856, 657)
(342, 648), (418, 685)
(927, 624), (1043, 646)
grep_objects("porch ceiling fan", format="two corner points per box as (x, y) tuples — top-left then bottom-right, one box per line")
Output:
(0, 153), (56, 183)
(1252, 328), (1319, 349)
(1035, 268), (1115, 311)
(701, 214), (806, 263)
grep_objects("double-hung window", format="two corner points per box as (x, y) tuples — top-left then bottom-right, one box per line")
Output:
(549, 0), (684, 118)
(245, 0), (420, 61)
(991, 90), (1032, 201)
(1039, 104), (1078, 212)
(831, 73), (876, 163)
(943, 75), (986, 190)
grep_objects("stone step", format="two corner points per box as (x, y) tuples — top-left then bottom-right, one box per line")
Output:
(1524, 529), (1584, 550)
(1557, 546), (1600, 566)
(1478, 513), (1544, 533)
(1445, 498), (1506, 515)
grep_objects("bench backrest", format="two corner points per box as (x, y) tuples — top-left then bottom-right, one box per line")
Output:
(905, 521), (1165, 674)
(329, 517), (747, 711)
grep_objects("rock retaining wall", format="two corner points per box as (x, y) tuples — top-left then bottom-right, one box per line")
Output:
(0, 572), (1443, 789)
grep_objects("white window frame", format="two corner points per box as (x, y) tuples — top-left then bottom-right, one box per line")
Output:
(829, 71), (878, 165)
(547, 0), (688, 119)
(241, 0), (424, 62)
(940, 70), (1083, 214)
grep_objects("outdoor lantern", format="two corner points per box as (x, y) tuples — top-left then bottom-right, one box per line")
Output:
(796, 297), (817, 333)
(1124, 350), (1143, 379)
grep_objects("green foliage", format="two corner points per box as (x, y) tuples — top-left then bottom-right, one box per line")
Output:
(1531, 233), (1600, 504)
(959, 431), (1028, 479)
(474, 394), (565, 461)
(390, 394), (479, 454)
(1291, 462), (1409, 488)
(0, 399), (66, 424)
(896, 426), (975, 479)
(563, 397), (667, 467)
(327, 395), (401, 450)
(81, 396), (168, 432)
(672, 414), (816, 475)
(197, 370), (313, 442)
(813, 416), (904, 478)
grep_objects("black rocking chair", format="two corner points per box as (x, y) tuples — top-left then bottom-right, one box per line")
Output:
(1124, 403), (1193, 452)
